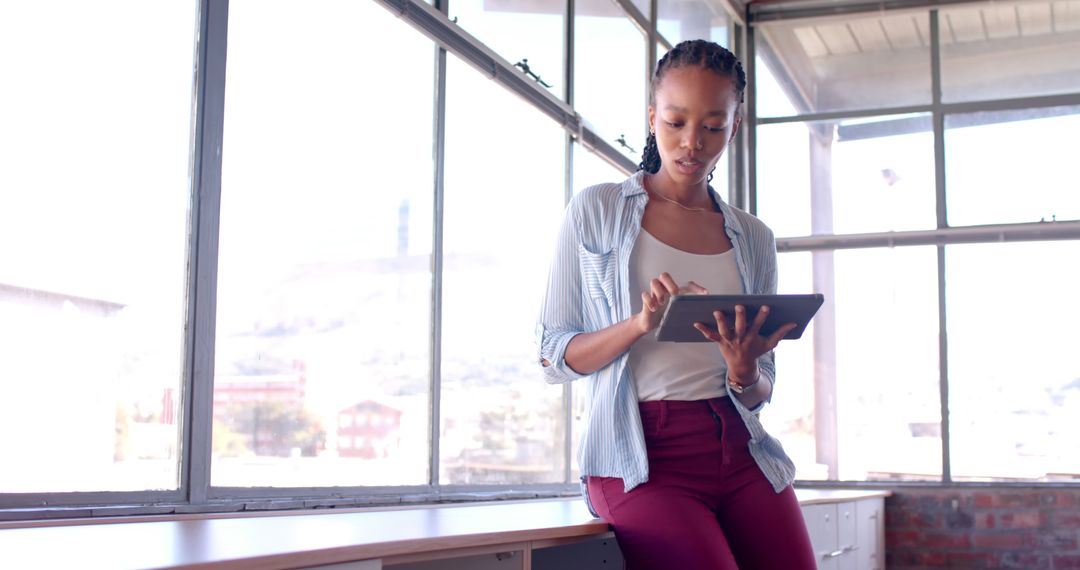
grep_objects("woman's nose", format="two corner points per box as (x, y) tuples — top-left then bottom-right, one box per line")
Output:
(683, 131), (703, 151)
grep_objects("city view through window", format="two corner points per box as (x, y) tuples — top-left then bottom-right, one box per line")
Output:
(0, 0), (1077, 499)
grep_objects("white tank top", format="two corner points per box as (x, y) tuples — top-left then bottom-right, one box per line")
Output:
(628, 229), (743, 401)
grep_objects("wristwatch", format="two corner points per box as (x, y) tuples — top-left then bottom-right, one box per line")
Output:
(727, 373), (760, 394)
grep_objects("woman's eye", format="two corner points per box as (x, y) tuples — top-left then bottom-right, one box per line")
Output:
(665, 121), (682, 128)
(705, 125), (724, 133)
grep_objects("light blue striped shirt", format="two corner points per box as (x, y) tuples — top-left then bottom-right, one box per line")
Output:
(536, 170), (796, 498)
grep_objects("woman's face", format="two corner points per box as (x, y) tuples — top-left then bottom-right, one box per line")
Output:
(648, 65), (741, 187)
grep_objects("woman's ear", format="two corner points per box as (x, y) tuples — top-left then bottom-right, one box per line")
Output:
(728, 115), (742, 145)
(648, 105), (656, 134)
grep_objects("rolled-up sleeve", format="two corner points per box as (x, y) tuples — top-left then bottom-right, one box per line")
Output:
(536, 199), (589, 384)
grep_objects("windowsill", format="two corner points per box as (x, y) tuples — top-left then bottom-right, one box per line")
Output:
(0, 497), (607, 569)
(0, 489), (892, 569)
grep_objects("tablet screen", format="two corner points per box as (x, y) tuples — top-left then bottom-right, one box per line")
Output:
(655, 294), (824, 342)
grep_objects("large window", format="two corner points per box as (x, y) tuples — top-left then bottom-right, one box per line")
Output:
(753, 4), (1080, 484)
(947, 241), (1080, 481)
(945, 105), (1080, 226)
(440, 57), (568, 484)
(1, 0), (661, 516)
(450, 0), (565, 99)
(214, 0), (435, 487)
(757, 113), (937, 237)
(0, 1), (197, 493)
(575, 0), (648, 161)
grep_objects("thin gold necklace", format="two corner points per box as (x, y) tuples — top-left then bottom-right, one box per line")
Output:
(645, 179), (712, 213)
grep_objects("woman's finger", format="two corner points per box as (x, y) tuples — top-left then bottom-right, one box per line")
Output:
(748, 305), (770, 337)
(734, 305), (748, 337)
(641, 291), (656, 312)
(649, 279), (668, 305)
(693, 322), (722, 343)
(766, 322), (798, 348)
(684, 280), (708, 295)
(658, 272), (681, 296)
(713, 310), (733, 341)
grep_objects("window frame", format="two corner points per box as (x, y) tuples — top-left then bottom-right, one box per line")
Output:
(0, 0), (694, 518)
(746, 2), (1080, 487)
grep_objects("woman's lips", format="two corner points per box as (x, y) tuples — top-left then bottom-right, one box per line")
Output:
(675, 158), (703, 175)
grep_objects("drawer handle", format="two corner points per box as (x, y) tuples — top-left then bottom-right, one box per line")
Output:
(823, 545), (859, 559)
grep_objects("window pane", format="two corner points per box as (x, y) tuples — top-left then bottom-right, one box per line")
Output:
(945, 105), (1080, 226)
(940, 1), (1080, 103)
(765, 252), (818, 478)
(214, 0), (434, 487)
(441, 57), (568, 484)
(948, 241), (1080, 481)
(755, 11), (932, 116)
(450, 0), (564, 98)
(576, 0), (647, 162)
(573, 142), (629, 193)
(0, 1), (195, 493)
(757, 114), (936, 237)
(658, 0), (728, 45)
(765, 248), (942, 482)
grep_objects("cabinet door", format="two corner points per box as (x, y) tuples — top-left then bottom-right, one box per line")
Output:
(801, 503), (839, 570)
(856, 498), (885, 570)
(836, 502), (858, 570)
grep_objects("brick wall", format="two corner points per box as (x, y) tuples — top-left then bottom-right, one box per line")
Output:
(886, 488), (1080, 569)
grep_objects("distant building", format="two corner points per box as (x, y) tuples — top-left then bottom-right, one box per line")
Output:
(212, 361), (307, 423)
(337, 400), (401, 459)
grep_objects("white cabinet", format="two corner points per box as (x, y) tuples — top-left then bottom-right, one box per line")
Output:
(800, 496), (885, 570)
(856, 498), (885, 570)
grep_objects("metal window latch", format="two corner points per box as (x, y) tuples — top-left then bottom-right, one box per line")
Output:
(615, 134), (636, 154)
(494, 552), (517, 561)
(514, 59), (553, 88)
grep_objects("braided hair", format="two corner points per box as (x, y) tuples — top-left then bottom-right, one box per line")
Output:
(639, 40), (747, 181)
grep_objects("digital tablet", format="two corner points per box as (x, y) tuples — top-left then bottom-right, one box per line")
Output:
(655, 294), (825, 342)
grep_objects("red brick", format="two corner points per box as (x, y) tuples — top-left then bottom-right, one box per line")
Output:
(913, 511), (943, 529)
(887, 550), (921, 567)
(1034, 530), (1079, 550)
(922, 531), (972, 549)
(1040, 492), (1080, 509)
(998, 552), (1050, 569)
(1054, 512), (1080, 529)
(998, 511), (1046, 529)
(1054, 555), (1080, 569)
(946, 509), (975, 530)
(973, 492), (1041, 508)
(948, 552), (997, 568)
(973, 532), (1030, 549)
(887, 529), (921, 548)
(975, 493), (996, 508)
(887, 509), (911, 528)
(922, 552), (949, 566)
(977, 512), (997, 529)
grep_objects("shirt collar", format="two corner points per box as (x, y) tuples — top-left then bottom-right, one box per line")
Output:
(622, 170), (743, 236)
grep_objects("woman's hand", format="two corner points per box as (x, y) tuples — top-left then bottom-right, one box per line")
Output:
(632, 272), (708, 334)
(693, 305), (796, 381)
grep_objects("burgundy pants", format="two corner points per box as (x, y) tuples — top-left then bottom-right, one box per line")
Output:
(587, 398), (817, 570)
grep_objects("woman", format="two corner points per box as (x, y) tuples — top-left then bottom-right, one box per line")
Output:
(536, 40), (817, 569)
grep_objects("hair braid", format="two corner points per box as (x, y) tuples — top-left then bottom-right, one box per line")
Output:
(638, 132), (660, 174)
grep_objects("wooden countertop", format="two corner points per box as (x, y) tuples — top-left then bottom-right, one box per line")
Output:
(0, 489), (890, 569)
(793, 488), (892, 505)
